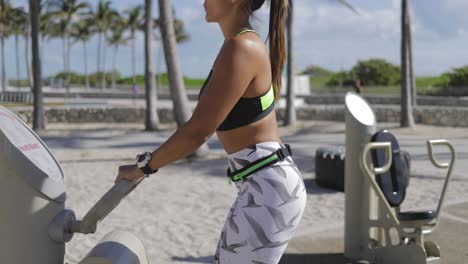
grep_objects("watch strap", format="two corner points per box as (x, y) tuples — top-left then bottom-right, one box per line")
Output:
(136, 152), (158, 175)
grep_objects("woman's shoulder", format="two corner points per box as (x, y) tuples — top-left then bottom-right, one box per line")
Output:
(216, 34), (266, 67)
(225, 36), (259, 54)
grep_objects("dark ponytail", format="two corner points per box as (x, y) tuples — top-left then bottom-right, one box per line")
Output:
(246, 0), (288, 101)
(267, 0), (288, 101)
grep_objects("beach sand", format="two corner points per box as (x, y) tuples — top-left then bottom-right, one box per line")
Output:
(36, 121), (468, 264)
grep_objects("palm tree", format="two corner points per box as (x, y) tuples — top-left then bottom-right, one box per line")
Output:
(125, 5), (143, 89)
(284, 0), (357, 126)
(107, 13), (129, 89)
(173, 18), (189, 43)
(10, 6), (27, 87)
(151, 20), (163, 92)
(158, 0), (209, 156)
(406, 1), (417, 107)
(93, 0), (115, 89)
(151, 17), (189, 93)
(48, 0), (89, 90)
(144, 0), (160, 130)
(30, 0), (44, 130)
(151, 15), (190, 91)
(0, 0), (13, 92)
(152, 16), (189, 43)
(158, 0), (191, 126)
(284, 0), (296, 126)
(23, 10), (33, 88)
(39, 1), (53, 80)
(46, 19), (67, 86)
(400, 0), (415, 128)
(338, 0), (359, 14)
(36, 1), (64, 88)
(70, 17), (93, 89)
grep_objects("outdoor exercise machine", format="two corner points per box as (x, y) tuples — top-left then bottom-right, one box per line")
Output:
(344, 92), (455, 264)
(0, 105), (148, 264)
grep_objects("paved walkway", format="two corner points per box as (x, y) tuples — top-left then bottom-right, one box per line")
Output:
(281, 201), (468, 264)
(37, 120), (468, 264)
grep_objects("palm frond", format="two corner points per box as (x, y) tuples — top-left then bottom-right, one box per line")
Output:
(337, 0), (359, 15)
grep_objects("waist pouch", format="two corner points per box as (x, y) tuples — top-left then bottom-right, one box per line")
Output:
(227, 144), (292, 183)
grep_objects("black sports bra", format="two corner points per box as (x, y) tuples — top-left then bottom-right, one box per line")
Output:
(197, 29), (275, 131)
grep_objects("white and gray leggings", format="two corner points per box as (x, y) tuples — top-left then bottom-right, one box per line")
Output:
(213, 142), (307, 264)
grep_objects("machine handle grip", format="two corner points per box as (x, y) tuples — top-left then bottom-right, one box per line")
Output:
(360, 142), (401, 229)
(427, 139), (454, 169)
(426, 139), (456, 233)
(362, 142), (393, 175)
(73, 177), (146, 234)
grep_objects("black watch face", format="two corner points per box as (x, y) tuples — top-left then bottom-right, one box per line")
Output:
(137, 154), (146, 162)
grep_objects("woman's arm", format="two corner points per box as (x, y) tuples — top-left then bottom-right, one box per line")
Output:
(116, 37), (260, 182)
(145, 118), (213, 171)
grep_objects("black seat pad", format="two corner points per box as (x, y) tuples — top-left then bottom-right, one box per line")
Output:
(398, 210), (436, 221)
(371, 130), (407, 207)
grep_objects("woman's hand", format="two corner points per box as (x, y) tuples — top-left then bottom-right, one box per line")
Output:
(115, 164), (146, 184)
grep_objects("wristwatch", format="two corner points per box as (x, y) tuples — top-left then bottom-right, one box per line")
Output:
(136, 152), (158, 175)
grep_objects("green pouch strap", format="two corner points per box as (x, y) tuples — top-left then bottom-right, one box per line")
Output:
(227, 144), (292, 183)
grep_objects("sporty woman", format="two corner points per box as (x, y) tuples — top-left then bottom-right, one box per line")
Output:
(116, 0), (307, 263)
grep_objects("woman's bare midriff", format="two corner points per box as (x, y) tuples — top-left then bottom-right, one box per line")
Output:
(216, 110), (282, 154)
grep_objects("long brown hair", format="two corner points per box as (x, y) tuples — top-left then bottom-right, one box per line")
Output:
(246, 0), (289, 101)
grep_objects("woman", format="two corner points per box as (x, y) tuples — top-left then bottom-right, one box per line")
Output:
(115, 0), (307, 263)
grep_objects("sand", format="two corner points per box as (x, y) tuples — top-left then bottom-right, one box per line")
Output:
(35, 121), (468, 264)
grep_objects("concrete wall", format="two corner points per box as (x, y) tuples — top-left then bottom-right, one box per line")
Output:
(10, 104), (468, 127)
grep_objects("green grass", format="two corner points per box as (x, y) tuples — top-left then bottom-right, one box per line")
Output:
(184, 77), (205, 88)
(8, 74), (449, 96)
(117, 74), (206, 89)
(309, 76), (331, 89)
(309, 76), (445, 96)
(416, 76), (442, 87)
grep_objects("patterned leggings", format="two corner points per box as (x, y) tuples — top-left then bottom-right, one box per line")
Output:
(213, 142), (307, 264)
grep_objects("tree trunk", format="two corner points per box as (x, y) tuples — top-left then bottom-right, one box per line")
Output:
(61, 37), (67, 90)
(83, 41), (89, 89)
(284, 0), (296, 126)
(144, 0), (160, 131)
(65, 36), (71, 91)
(40, 36), (45, 83)
(156, 38), (162, 91)
(101, 34), (107, 89)
(111, 45), (118, 90)
(400, 0), (415, 128)
(30, 0), (45, 130)
(406, 4), (417, 107)
(132, 32), (136, 86)
(15, 34), (21, 87)
(158, 0), (209, 156)
(1, 36), (6, 92)
(97, 33), (102, 88)
(25, 34), (33, 89)
(65, 35), (71, 90)
(159, 0), (191, 125)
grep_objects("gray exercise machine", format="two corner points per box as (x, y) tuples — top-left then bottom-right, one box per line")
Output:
(0, 105), (148, 264)
(344, 92), (455, 264)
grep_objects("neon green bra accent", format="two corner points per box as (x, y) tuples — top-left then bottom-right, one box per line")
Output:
(236, 28), (258, 36)
(260, 85), (274, 111)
